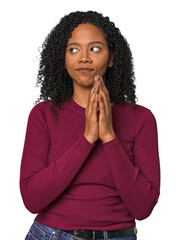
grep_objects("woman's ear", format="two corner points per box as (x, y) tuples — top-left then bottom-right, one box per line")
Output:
(108, 53), (113, 68)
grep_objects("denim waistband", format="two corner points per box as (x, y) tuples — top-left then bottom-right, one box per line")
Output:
(33, 221), (64, 239)
(26, 221), (137, 240)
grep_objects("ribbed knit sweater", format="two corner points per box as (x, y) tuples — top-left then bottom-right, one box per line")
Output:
(20, 96), (160, 230)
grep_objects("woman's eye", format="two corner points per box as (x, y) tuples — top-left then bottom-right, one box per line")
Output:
(91, 46), (101, 52)
(69, 48), (79, 53)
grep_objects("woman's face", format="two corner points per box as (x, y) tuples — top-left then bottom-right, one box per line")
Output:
(65, 23), (113, 89)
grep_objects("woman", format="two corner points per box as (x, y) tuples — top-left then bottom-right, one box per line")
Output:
(20, 11), (160, 240)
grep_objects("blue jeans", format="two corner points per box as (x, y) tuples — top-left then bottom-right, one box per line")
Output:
(25, 221), (137, 240)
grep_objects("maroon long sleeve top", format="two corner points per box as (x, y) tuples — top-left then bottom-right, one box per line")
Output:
(20, 96), (160, 230)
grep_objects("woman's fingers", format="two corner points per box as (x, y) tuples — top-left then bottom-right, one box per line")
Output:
(84, 76), (99, 144)
(86, 76), (98, 113)
(98, 76), (111, 116)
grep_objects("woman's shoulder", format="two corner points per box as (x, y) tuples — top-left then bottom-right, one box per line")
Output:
(27, 100), (53, 121)
(114, 102), (156, 122)
(115, 102), (152, 113)
(30, 100), (52, 112)
(114, 103), (158, 135)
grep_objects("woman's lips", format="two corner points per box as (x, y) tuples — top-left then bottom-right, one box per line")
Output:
(76, 68), (94, 73)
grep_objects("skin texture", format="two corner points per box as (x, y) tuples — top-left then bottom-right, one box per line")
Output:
(65, 23), (115, 144)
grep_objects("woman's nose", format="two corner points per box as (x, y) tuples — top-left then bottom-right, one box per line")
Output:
(79, 51), (92, 63)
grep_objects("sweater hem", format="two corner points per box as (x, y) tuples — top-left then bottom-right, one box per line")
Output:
(34, 215), (136, 231)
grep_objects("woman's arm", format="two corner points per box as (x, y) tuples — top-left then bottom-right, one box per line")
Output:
(101, 109), (160, 220)
(20, 104), (96, 214)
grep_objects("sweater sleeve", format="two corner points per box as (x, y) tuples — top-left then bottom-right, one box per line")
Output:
(101, 109), (160, 220)
(20, 104), (96, 214)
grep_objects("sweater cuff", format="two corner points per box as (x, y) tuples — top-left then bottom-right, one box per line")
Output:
(82, 134), (97, 147)
(101, 134), (118, 145)
(101, 135), (119, 157)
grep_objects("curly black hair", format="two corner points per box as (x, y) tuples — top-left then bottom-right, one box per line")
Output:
(35, 10), (137, 121)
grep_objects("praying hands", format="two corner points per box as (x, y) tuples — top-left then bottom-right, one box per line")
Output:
(84, 75), (116, 144)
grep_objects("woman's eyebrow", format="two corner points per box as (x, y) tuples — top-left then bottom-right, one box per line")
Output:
(89, 41), (104, 46)
(67, 41), (104, 47)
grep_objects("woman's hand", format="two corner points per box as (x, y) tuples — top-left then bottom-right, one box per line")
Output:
(84, 76), (100, 144)
(97, 75), (116, 143)
(84, 75), (116, 144)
